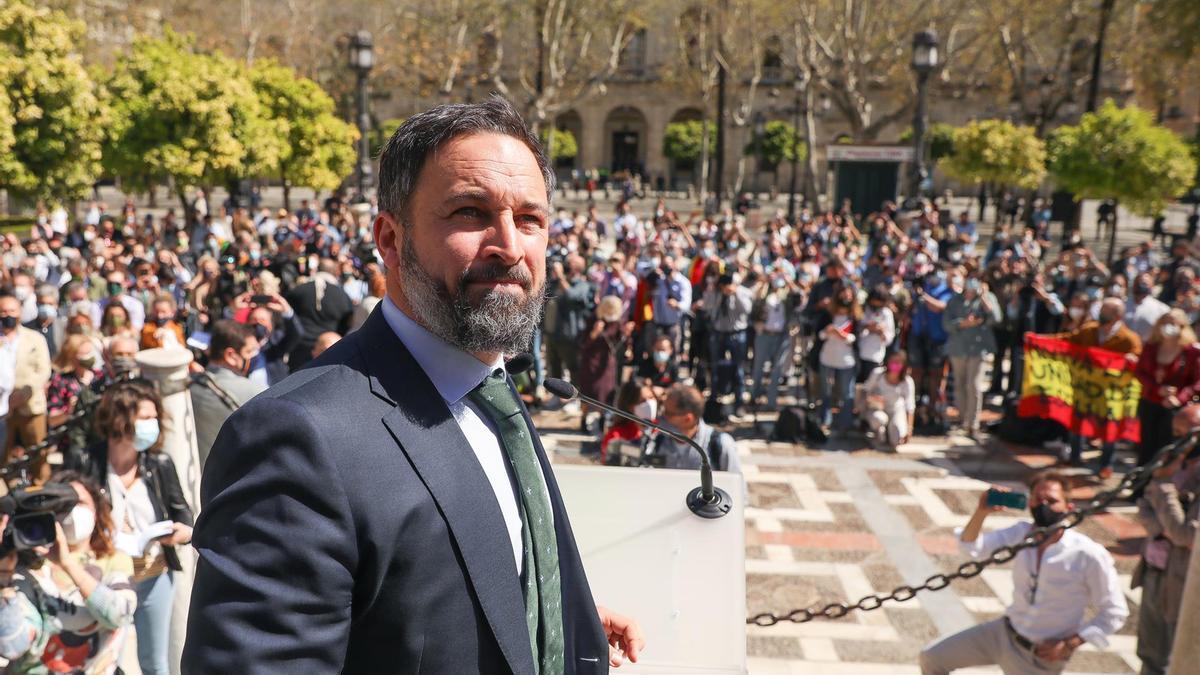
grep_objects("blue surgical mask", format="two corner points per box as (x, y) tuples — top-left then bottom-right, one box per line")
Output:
(133, 418), (160, 452)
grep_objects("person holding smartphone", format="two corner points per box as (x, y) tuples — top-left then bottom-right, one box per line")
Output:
(919, 473), (1127, 674)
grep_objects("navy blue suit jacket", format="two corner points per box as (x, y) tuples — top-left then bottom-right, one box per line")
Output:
(183, 307), (609, 674)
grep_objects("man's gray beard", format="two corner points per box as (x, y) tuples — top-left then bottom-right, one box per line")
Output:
(397, 229), (544, 355)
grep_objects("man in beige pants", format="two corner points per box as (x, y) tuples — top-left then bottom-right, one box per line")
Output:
(919, 472), (1127, 674)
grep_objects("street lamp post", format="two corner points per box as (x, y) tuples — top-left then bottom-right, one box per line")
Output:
(348, 31), (374, 200)
(907, 29), (938, 207)
(787, 69), (808, 224)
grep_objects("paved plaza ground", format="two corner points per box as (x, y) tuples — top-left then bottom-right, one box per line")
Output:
(534, 400), (1150, 674)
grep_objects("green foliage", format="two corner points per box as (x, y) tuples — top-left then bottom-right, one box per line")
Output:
(371, 117), (406, 158)
(101, 29), (281, 195)
(540, 128), (578, 160)
(250, 59), (358, 192)
(744, 121), (806, 166)
(939, 120), (1046, 190)
(1048, 101), (1197, 214)
(662, 120), (716, 162)
(899, 122), (956, 161)
(0, 0), (104, 202)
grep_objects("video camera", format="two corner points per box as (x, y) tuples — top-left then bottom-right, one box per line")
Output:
(0, 483), (78, 551)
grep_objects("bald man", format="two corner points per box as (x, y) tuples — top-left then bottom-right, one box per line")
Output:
(310, 331), (342, 360)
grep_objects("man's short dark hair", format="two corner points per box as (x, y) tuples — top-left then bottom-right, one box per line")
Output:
(664, 384), (705, 420)
(377, 96), (555, 221)
(209, 319), (253, 360)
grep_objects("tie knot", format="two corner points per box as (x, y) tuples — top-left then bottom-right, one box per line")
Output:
(468, 369), (518, 417)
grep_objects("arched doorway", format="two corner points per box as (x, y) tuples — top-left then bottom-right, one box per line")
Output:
(603, 106), (648, 177)
(668, 107), (705, 190)
(552, 110), (583, 180)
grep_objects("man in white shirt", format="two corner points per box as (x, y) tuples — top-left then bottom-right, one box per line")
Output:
(919, 472), (1128, 674)
(1125, 272), (1169, 341)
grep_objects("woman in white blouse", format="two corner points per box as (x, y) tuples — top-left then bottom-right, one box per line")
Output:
(858, 285), (896, 382)
(818, 288), (860, 433)
(860, 351), (916, 451)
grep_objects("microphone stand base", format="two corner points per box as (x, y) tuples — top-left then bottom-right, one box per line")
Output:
(686, 486), (733, 519)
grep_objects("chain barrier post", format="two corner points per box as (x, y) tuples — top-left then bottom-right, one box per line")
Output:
(135, 347), (199, 675)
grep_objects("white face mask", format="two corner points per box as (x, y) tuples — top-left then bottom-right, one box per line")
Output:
(1162, 324), (1181, 338)
(1068, 307), (1085, 320)
(63, 504), (96, 546)
(633, 399), (657, 421)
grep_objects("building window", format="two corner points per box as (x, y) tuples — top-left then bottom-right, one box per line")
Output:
(762, 37), (783, 83)
(619, 28), (648, 78)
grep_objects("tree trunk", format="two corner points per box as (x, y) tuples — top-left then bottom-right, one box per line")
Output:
(977, 183), (987, 222)
(698, 122), (711, 206)
(176, 188), (192, 228)
(1106, 203), (1119, 265)
(283, 180), (292, 213)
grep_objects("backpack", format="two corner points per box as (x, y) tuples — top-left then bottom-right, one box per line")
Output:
(703, 397), (730, 425)
(705, 429), (730, 470)
(770, 405), (828, 445)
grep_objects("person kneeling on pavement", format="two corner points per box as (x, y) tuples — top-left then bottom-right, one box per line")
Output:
(858, 351), (915, 451)
(646, 384), (741, 473)
(919, 471), (1127, 674)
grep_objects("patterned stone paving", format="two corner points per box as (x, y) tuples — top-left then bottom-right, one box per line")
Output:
(535, 406), (1148, 674)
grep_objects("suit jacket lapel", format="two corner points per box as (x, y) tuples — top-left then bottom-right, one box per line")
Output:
(358, 308), (534, 675)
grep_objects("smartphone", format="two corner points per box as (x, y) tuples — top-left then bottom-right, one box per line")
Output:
(986, 488), (1028, 510)
(250, 294), (272, 306)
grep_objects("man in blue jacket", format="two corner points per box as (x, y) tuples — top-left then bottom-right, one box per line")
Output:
(909, 269), (953, 430)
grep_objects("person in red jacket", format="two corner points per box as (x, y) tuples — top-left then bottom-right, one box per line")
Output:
(1134, 309), (1200, 469)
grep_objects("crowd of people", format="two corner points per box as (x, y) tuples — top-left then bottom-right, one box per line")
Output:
(0, 181), (1196, 671)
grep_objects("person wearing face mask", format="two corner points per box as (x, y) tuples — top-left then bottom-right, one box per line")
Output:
(10, 271), (39, 325)
(1052, 297), (1143, 476)
(71, 380), (193, 675)
(943, 275), (1001, 439)
(22, 285), (65, 359)
(139, 294), (185, 350)
(1133, 311), (1200, 473)
(909, 268), (953, 431)
(90, 270), (145, 333)
(920, 472), (1127, 674)
(189, 320), (266, 468)
(1125, 272), (1170, 342)
(0, 293), (52, 458)
(637, 334), (680, 398)
(0, 472), (138, 674)
(859, 351), (915, 451)
(1131, 404), (1200, 675)
(599, 380), (655, 464)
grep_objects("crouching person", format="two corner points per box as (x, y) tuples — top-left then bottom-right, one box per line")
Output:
(859, 351), (915, 451)
(919, 472), (1127, 674)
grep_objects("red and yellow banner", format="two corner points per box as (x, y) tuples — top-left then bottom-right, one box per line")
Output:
(1018, 334), (1142, 442)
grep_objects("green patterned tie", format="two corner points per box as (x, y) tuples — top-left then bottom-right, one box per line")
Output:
(468, 369), (564, 675)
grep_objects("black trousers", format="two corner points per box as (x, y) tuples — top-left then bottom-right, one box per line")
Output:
(1137, 399), (1175, 467)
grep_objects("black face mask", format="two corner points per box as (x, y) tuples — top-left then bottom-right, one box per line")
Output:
(253, 324), (270, 341)
(1031, 503), (1067, 528)
(154, 316), (170, 327)
(0, 316), (16, 331)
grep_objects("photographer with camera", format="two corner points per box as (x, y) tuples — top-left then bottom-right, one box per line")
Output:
(0, 471), (137, 674)
(70, 380), (192, 675)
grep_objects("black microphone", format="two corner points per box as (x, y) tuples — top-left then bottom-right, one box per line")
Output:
(505, 352), (535, 375)
(543, 377), (732, 519)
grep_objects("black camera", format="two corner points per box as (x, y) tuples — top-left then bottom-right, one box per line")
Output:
(0, 483), (78, 551)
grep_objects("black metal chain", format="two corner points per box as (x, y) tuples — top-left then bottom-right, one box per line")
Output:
(747, 431), (1198, 626)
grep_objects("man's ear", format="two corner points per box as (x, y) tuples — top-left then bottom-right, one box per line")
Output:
(374, 212), (402, 271)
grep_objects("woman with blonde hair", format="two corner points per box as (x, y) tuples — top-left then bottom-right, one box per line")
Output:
(1134, 309), (1200, 470)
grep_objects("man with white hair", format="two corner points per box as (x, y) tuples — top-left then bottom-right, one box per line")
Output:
(1053, 296), (1143, 477)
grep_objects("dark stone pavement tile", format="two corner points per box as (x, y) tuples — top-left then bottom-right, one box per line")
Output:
(750, 481), (802, 509)
(746, 574), (852, 621)
(747, 635), (806, 659)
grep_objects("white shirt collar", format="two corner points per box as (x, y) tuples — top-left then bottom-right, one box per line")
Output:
(379, 296), (503, 405)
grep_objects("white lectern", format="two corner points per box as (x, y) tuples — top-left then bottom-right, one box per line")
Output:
(554, 464), (747, 675)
